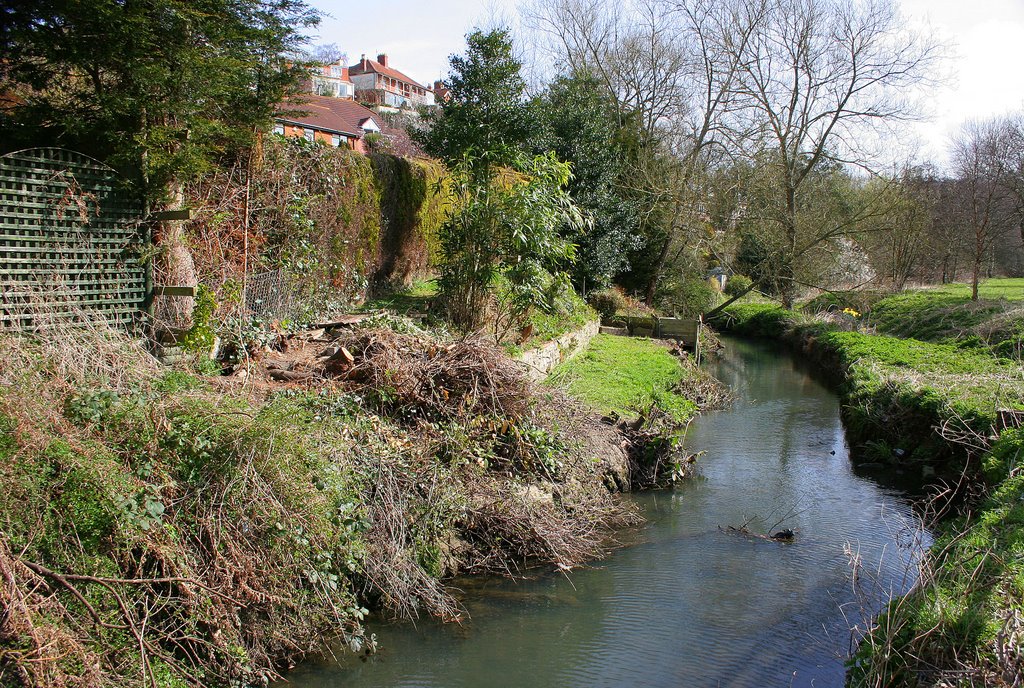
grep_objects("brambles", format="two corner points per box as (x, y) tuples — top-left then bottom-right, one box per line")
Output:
(0, 319), (636, 687)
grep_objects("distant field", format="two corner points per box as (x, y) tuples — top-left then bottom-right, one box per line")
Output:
(922, 277), (1024, 300)
(868, 278), (1024, 358)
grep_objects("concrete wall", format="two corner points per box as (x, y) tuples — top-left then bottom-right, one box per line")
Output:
(516, 320), (600, 381)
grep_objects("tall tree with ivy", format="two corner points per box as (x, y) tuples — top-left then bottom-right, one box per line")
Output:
(417, 29), (584, 331)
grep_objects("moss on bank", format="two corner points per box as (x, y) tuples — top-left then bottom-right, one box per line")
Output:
(713, 302), (1024, 686)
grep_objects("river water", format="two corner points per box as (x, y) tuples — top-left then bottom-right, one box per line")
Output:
(281, 337), (927, 687)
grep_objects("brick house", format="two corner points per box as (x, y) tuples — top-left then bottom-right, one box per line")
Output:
(308, 59), (355, 99)
(274, 95), (382, 154)
(349, 54), (435, 111)
(430, 80), (450, 103)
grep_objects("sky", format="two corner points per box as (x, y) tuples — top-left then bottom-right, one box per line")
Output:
(307, 0), (1024, 166)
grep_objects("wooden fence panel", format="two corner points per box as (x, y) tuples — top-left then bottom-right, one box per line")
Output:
(0, 148), (148, 331)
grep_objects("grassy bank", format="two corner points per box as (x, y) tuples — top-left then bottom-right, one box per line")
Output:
(713, 298), (1024, 686)
(546, 334), (729, 488)
(547, 334), (699, 422)
(0, 323), (633, 687)
(866, 279), (1024, 360)
(717, 303), (1023, 475)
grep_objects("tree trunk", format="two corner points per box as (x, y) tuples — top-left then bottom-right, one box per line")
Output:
(644, 233), (672, 306)
(780, 186), (798, 309)
(972, 252), (981, 301)
(704, 284), (757, 318)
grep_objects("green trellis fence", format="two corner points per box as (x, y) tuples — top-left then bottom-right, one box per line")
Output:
(0, 148), (150, 331)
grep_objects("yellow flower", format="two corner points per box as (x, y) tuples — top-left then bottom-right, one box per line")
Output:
(842, 307), (860, 318)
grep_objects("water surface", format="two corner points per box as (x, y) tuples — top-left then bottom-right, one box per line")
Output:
(282, 337), (926, 687)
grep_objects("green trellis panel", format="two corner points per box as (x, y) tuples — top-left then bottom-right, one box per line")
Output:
(0, 148), (148, 331)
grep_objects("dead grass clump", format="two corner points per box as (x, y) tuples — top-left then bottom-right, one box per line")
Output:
(1, 303), (158, 392)
(336, 329), (533, 421)
(675, 355), (732, 412)
(460, 477), (621, 575)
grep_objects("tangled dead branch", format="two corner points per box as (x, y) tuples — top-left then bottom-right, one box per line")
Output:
(334, 329), (533, 421)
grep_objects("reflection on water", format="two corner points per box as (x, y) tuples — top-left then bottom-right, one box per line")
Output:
(278, 337), (927, 688)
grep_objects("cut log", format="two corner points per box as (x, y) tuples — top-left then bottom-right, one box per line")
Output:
(269, 369), (312, 382)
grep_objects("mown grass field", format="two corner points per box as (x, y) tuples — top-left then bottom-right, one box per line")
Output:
(547, 334), (698, 422)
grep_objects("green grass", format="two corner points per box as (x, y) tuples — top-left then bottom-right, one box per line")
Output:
(925, 277), (1024, 301)
(360, 278), (437, 314)
(547, 334), (697, 422)
(867, 280), (1024, 359)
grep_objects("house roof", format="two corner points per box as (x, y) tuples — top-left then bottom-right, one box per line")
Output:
(276, 95), (380, 138)
(349, 57), (425, 89)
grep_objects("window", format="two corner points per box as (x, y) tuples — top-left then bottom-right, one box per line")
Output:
(303, 128), (314, 142)
(331, 134), (346, 147)
(331, 66), (342, 78)
(273, 123), (284, 136)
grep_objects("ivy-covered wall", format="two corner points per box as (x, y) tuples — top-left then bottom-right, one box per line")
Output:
(370, 154), (451, 290)
(185, 136), (451, 317)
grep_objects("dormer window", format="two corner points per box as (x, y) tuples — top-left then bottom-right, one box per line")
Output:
(358, 117), (381, 133)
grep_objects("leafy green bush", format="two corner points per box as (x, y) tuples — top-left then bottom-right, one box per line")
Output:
(663, 279), (718, 317)
(723, 274), (753, 298)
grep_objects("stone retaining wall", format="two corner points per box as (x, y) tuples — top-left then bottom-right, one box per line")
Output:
(516, 320), (600, 381)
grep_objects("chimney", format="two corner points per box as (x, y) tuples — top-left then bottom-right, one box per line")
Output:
(377, 53), (388, 67)
(434, 80), (443, 90)
(359, 54), (367, 70)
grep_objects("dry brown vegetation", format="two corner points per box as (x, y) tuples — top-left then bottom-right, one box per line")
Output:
(0, 316), (638, 688)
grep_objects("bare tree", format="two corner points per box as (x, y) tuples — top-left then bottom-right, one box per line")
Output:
(306, 42), (345, 66)
(951, 117), (1021, 300)
(524, 0), (763, 303)
(857, 165), (936, 290)
(727, 0), (943, 306)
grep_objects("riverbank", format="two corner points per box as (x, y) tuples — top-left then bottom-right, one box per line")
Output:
(712, 293), (1024, 686)
(547, 333), (730, 487)
(0, 321), (639, 687)
(277, 335), (925, 688)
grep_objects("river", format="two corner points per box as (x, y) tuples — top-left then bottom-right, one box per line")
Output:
(280, 336), (928, 687)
